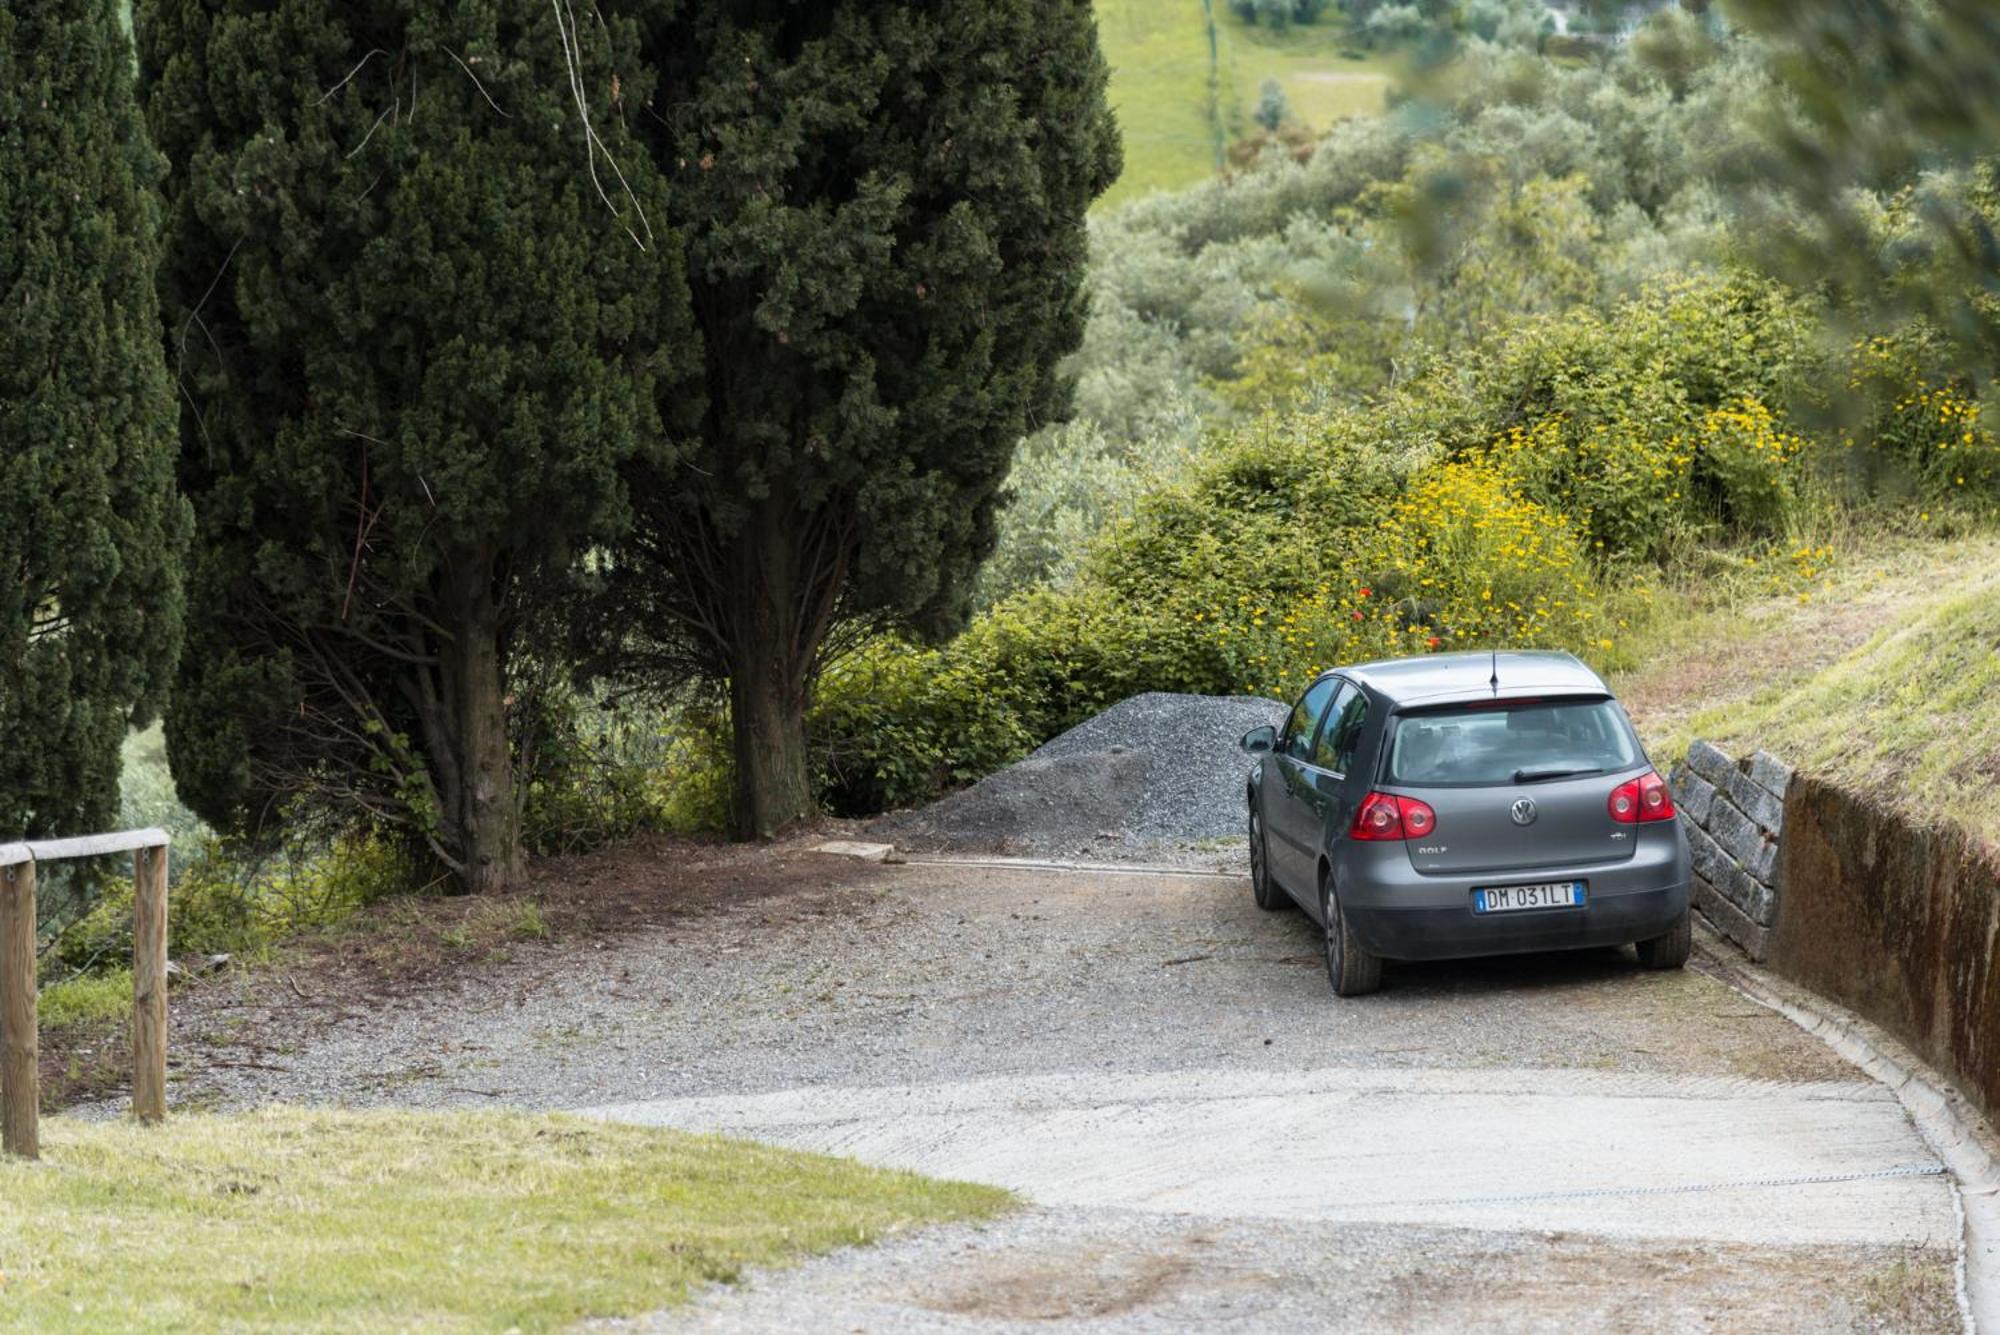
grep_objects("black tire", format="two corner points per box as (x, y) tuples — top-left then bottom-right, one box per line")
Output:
(1635, 908), (1692, 970)
(1249, 807), (1289, 912)
(1323, 876), (1383, 997)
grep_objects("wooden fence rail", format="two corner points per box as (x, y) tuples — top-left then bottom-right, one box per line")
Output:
(0, 828), (171, 1160)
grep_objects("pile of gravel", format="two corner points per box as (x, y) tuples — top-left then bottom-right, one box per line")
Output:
(868, 692), (1285, 865)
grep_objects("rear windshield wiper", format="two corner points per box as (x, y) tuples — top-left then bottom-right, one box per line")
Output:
(1512, 767), (1603, 784)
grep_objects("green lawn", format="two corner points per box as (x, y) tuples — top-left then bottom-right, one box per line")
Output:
(0, 1108), (1011, 1331)
(1095, 1), (1394, 209)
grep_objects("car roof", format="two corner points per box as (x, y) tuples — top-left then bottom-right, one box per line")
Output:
(1337, 650), (1610, 708)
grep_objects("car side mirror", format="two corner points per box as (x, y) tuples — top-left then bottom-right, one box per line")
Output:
(1241, 725), (1277, 756)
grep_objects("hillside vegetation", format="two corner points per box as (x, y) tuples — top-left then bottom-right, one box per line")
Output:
(792, 11), (2000, 823)
(76, 3), (2000, 962)
(1095, 0), (1393, 206)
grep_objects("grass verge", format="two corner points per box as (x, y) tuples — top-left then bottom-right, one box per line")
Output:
(0, 1108), (1010, 1332)
(38, 969), (132, 1030)
(1685, 540), (2000, 848)
(1608, 521), (2000, 759)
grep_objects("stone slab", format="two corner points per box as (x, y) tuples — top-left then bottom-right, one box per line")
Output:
(814, 841), (896, 862)
(1694, 874), (1770, 960)
(1727, 768), (1786, 837)
(1685, 739), (1739, 789)
(1720, 859), (1775, 926)
(1672, 769), (1717, 825)
(1710, 795), (1779, 886)
(1747, 750), (1795, 800)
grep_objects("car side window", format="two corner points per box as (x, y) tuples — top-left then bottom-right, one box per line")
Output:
(1315, 686), (1369, 775)
(1281, 678), (1337, 761)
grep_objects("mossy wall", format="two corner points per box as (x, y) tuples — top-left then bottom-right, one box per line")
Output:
(1769, 774), (2000, 1117)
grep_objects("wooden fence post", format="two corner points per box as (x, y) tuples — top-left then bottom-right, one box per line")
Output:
(133, 844), (168, 1124)
(2, 859), (38, 1160)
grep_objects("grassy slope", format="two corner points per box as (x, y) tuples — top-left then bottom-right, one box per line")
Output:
(0, 1108), (1008, 1332)
(1686, 538), (2000, 850)
(1095, 1), (1393, 208)
(1610, 526), (2000, 849)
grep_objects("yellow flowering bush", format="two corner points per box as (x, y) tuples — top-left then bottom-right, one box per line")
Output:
(1845, 330), (2000, 498)
(1688, 397), (1810, 531)
(1193, 460), (1614, 700)
(1487, 396), (1814, 558)
(1491, 414), (1692, 559)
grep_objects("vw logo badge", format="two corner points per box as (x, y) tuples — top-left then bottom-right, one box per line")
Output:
(1511, 798), (1538, 826)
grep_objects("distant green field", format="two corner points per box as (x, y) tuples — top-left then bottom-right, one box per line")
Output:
(1095, 1), (1395, 209)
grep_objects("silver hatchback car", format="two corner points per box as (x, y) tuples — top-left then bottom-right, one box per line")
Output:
(1243, 651), (1692, 996)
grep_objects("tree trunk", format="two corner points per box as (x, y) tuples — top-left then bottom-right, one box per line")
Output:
(729, 644), (811, 839)
(437, 555), (524, 892)
(725, 506), (818, 840)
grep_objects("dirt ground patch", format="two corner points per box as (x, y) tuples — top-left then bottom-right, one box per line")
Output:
(646, 1207), (1958, 1334)
(44, 826), (881, 1113)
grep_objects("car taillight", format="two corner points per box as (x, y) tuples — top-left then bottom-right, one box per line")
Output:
(1352, 792), (1437, 841)
(1609, 770), (1676, 823)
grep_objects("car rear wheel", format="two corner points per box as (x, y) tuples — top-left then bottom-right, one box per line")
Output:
(1635, 908), (1692, 970)
(1249, 808), (1288, 912)
(1323, 876), (1382, 997)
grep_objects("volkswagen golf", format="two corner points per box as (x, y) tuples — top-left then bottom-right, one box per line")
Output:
(1242, 650), (1691, 996)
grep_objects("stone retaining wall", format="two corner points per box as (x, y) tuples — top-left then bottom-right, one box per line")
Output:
(1772, 775), (2000, 1119)
(1674, 738), (2000, 1121)
(1670, 739), (1791, 961)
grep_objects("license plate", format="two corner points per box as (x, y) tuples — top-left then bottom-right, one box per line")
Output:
(1473, 881), (1585, 914)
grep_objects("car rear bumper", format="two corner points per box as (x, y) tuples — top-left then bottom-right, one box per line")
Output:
(1333, 826), (1689, 962)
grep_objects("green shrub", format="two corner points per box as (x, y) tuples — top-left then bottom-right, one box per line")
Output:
(811, 586), (1173, 815)
(39, 968), (132, 1030)
(808, 429), (1631, 815)
(1458, 275), (1828, 558)
(51, 831), (429, 972)
(1842, 327), (2000, 503)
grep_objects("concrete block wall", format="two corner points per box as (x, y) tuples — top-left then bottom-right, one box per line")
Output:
(1670, 740), (1793, 960)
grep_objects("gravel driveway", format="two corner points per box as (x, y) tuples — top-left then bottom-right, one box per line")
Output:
(161, 852), (1962, 1331)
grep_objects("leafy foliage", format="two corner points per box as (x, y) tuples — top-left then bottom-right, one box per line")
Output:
(590, 0), (1122, 836)
(805, 265), (1981, 819)
(0, 0), (188, 839)
(1726, 0), (2000, 381)
(141, 0), (694, 887)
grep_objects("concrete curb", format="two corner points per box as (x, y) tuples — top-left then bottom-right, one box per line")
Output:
(1697, 923), (2000, 1334)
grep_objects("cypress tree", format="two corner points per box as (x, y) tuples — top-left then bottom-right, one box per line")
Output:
(0, 0), (189, 839)
(599, 0), (1121, 837)
(140, 0), (695, 889)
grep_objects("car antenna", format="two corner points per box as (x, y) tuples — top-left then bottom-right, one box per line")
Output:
(1489, 649), (1500, 693)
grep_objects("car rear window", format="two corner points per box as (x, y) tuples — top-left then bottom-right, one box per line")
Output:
(1385, 698), (1640, 787)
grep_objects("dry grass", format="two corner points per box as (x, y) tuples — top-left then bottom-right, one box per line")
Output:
(1593, 516), (2000, 849)
(1611, 526), (2000, 767)
(1684, 548), (2000, 849)
(0, 1107), (1010, 1332)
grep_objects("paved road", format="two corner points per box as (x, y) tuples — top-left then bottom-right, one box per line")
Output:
(588, 861), (1963, 1332)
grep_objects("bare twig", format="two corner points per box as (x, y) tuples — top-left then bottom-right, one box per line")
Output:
(550, 0), (653, 251)
(317, 48), (387, 105)
(177, 237), (242, 363)
(346, 100), (396, 160)
(444, 46), (510, 118)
